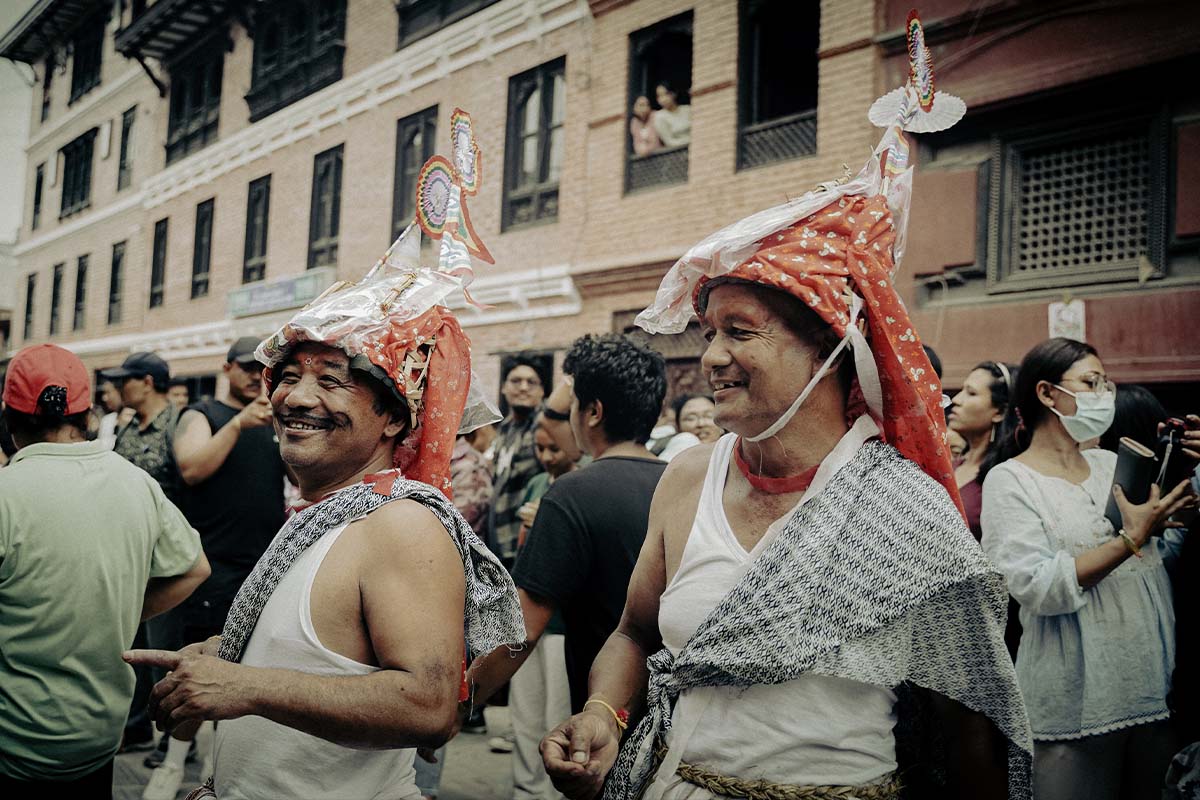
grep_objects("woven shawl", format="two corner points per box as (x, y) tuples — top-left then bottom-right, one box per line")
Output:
(604, 441), (1032, 800)
(219, 474), (525, 663)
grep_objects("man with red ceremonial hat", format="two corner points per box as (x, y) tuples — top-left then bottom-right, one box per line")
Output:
(125, 110), (525, 800)
(539, 14), (1032, 800)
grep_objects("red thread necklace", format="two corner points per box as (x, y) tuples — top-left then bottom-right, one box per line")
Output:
(734, 440), (820, 494)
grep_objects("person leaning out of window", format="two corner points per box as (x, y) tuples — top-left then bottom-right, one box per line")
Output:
(980, 337), (1196, 800)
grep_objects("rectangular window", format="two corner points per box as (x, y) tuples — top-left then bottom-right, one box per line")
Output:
(32, 163), (44, 230)
(626, 14), (692, 192)
(23, 273), (36, 340)
(41, 57), (52, 122)
(117, 106), (136, 190)
(737, 0), (819, 170)
(191, 199), (214, 298)
(988, 119), (1164, 291)
(167, 47), (223, 165)
(109, 241), (125, 324)
(308, 145), (343, 269)
(150, 218), (168, 308)
(503, 58), (565, 230)
(69, 16), (105, 104)
(392, 106), (437, 241)
(243, 175), (271, 283)
(60, 128), (98, 218)
(396, 0), (499, 50)
(247, 0), (346, 122)
(72, 256), (88, 331)
(49, 263), (64, 336)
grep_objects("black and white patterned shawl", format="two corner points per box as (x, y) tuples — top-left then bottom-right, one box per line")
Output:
(218, 474), (525, 663)
(604, 440), (1032, 800)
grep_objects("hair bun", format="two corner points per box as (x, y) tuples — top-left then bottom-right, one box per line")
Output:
(38, 385), (68, 416)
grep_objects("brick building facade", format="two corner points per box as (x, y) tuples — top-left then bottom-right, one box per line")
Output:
(3, 0), (1198, 409)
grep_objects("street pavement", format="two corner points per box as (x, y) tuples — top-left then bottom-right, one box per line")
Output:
(114, 707), (515, 800)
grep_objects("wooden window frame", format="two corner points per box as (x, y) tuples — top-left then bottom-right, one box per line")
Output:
(32, 163), (44, 230)
(191, 199), (214, 299)
(392, 105), (437, 242)
(117, 106), (136, 191)
(247, 0), (346, 122)
(396, 0), (500, 50)
(73, 254), (89, 331)
(308, 145), (343, 269)
(243, 175), (271, 283)
(23, 273), (36, 341)
(69, 15), (105, 105)
(59, 129), (98, 218)
(167, 45), (223, 165)
(149, 218), (168, 309)
(109, 241), (125, 325)
(49, 263), (64, 336)
(502, 57), (565, 231)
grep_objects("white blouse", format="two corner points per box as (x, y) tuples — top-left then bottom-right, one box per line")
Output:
(980, 448), (1184, 740)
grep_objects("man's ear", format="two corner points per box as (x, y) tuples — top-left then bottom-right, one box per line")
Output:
(587, 398), (604, 429)
(383, 409), (408, 440)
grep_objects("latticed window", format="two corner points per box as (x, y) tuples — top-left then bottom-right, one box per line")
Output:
(393, 106), (437, 241)
(244, 176), (271, 283)
(23, 274), (36, 341)
(73, 254), (88, 331)
(397, 0), (500, 49)
(109, 241), (125, 325)
(149, 218), (168, 308)
(737, 0), (818, 170)
(991, 122), (1162, 290)
(60, 129), (98, 218)
(70, 16), (104, 104)
(308, 146), (343, 269)
(503, 58), (565, 229)
(625, 13), (692, 193)
(167, 47), (222, 165)
(191, 199), (214, 298)
(248, 0), (346, 122)
(49, 263), (64, 336)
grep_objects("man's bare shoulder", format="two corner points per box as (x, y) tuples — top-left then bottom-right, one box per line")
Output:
(344, 499), (459, 564)
(656, 442), (716, 498)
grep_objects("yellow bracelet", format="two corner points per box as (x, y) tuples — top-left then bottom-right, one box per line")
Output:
(1118, 529), (1143, 558)
(584, 697), (628, 731)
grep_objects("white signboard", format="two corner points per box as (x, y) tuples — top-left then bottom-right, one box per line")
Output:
(1048, 299), (1086, 341)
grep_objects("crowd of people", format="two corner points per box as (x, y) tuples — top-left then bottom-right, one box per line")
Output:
(2, 56), (1200, 800)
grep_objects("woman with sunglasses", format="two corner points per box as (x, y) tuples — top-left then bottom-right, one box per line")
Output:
(980, 337), (1196, 800)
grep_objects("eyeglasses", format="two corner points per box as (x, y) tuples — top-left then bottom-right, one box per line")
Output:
(1059, 374), (1115, 396)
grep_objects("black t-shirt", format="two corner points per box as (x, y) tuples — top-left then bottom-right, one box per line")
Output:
(511, 455), (666, 712)
(179, 399), (287, 608)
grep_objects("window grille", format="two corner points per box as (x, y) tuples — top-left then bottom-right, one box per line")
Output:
(625, 13), (692, 193)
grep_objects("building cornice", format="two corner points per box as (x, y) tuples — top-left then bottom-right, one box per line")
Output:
(142, 0), (589, 209)
(13, 189), (146, 256)
(26, 66), (145, 154)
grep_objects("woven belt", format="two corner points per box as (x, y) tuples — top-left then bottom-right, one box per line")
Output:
(650, 740), (903, 800)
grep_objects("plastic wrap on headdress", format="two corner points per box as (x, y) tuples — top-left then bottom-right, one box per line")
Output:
(256, 109), (501, 496)
(634, 9), (965, 517)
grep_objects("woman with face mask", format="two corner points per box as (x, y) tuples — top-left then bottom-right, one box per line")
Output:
(980, 337), (1196, 800)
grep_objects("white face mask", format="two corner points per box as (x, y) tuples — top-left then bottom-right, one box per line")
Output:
(1049, 384), (1115, 443)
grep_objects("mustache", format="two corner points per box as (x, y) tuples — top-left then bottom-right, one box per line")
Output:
(277, 411), (349, 429)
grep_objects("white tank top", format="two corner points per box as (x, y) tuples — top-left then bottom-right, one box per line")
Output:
(213, 524), (421, 800)
(653, 432), (897, 796)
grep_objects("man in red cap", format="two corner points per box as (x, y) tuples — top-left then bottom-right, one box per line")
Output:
(0, 344), (210, 793)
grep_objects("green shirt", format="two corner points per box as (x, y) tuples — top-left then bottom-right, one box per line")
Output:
(0, 441), (201, 780)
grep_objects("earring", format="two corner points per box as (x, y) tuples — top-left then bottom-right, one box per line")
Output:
(989, 424), (996, 444)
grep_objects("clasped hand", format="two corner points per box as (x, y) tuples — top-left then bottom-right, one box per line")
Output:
(539, 708), (621, 800)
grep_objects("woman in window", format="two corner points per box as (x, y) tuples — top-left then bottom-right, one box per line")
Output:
(652, 82), (691, 148)
(980, 337), (1195, 800)
(630, 95), (662, 156)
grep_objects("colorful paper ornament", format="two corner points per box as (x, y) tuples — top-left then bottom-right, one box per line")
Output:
(868, 8), (966, 133)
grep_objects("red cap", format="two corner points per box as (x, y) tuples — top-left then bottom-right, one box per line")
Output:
(3, 344), (92, 416)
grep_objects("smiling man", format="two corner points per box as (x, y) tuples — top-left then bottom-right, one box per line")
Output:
(541, 172), (1031, 798)
(125, 242), (524, 799)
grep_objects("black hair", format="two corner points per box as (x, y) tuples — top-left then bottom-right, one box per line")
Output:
(501, 352), (551, 391)
(922, 345), (944, 380)
(3, 386), (90, 442)
(970, 361), (1019, 482)
(1099, 384), (1166, 454)
(563, 333), (666, 445)
(671, 393), (714, 428)
(981, 338), (1098, 480)
(168, 377), (189, 389)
